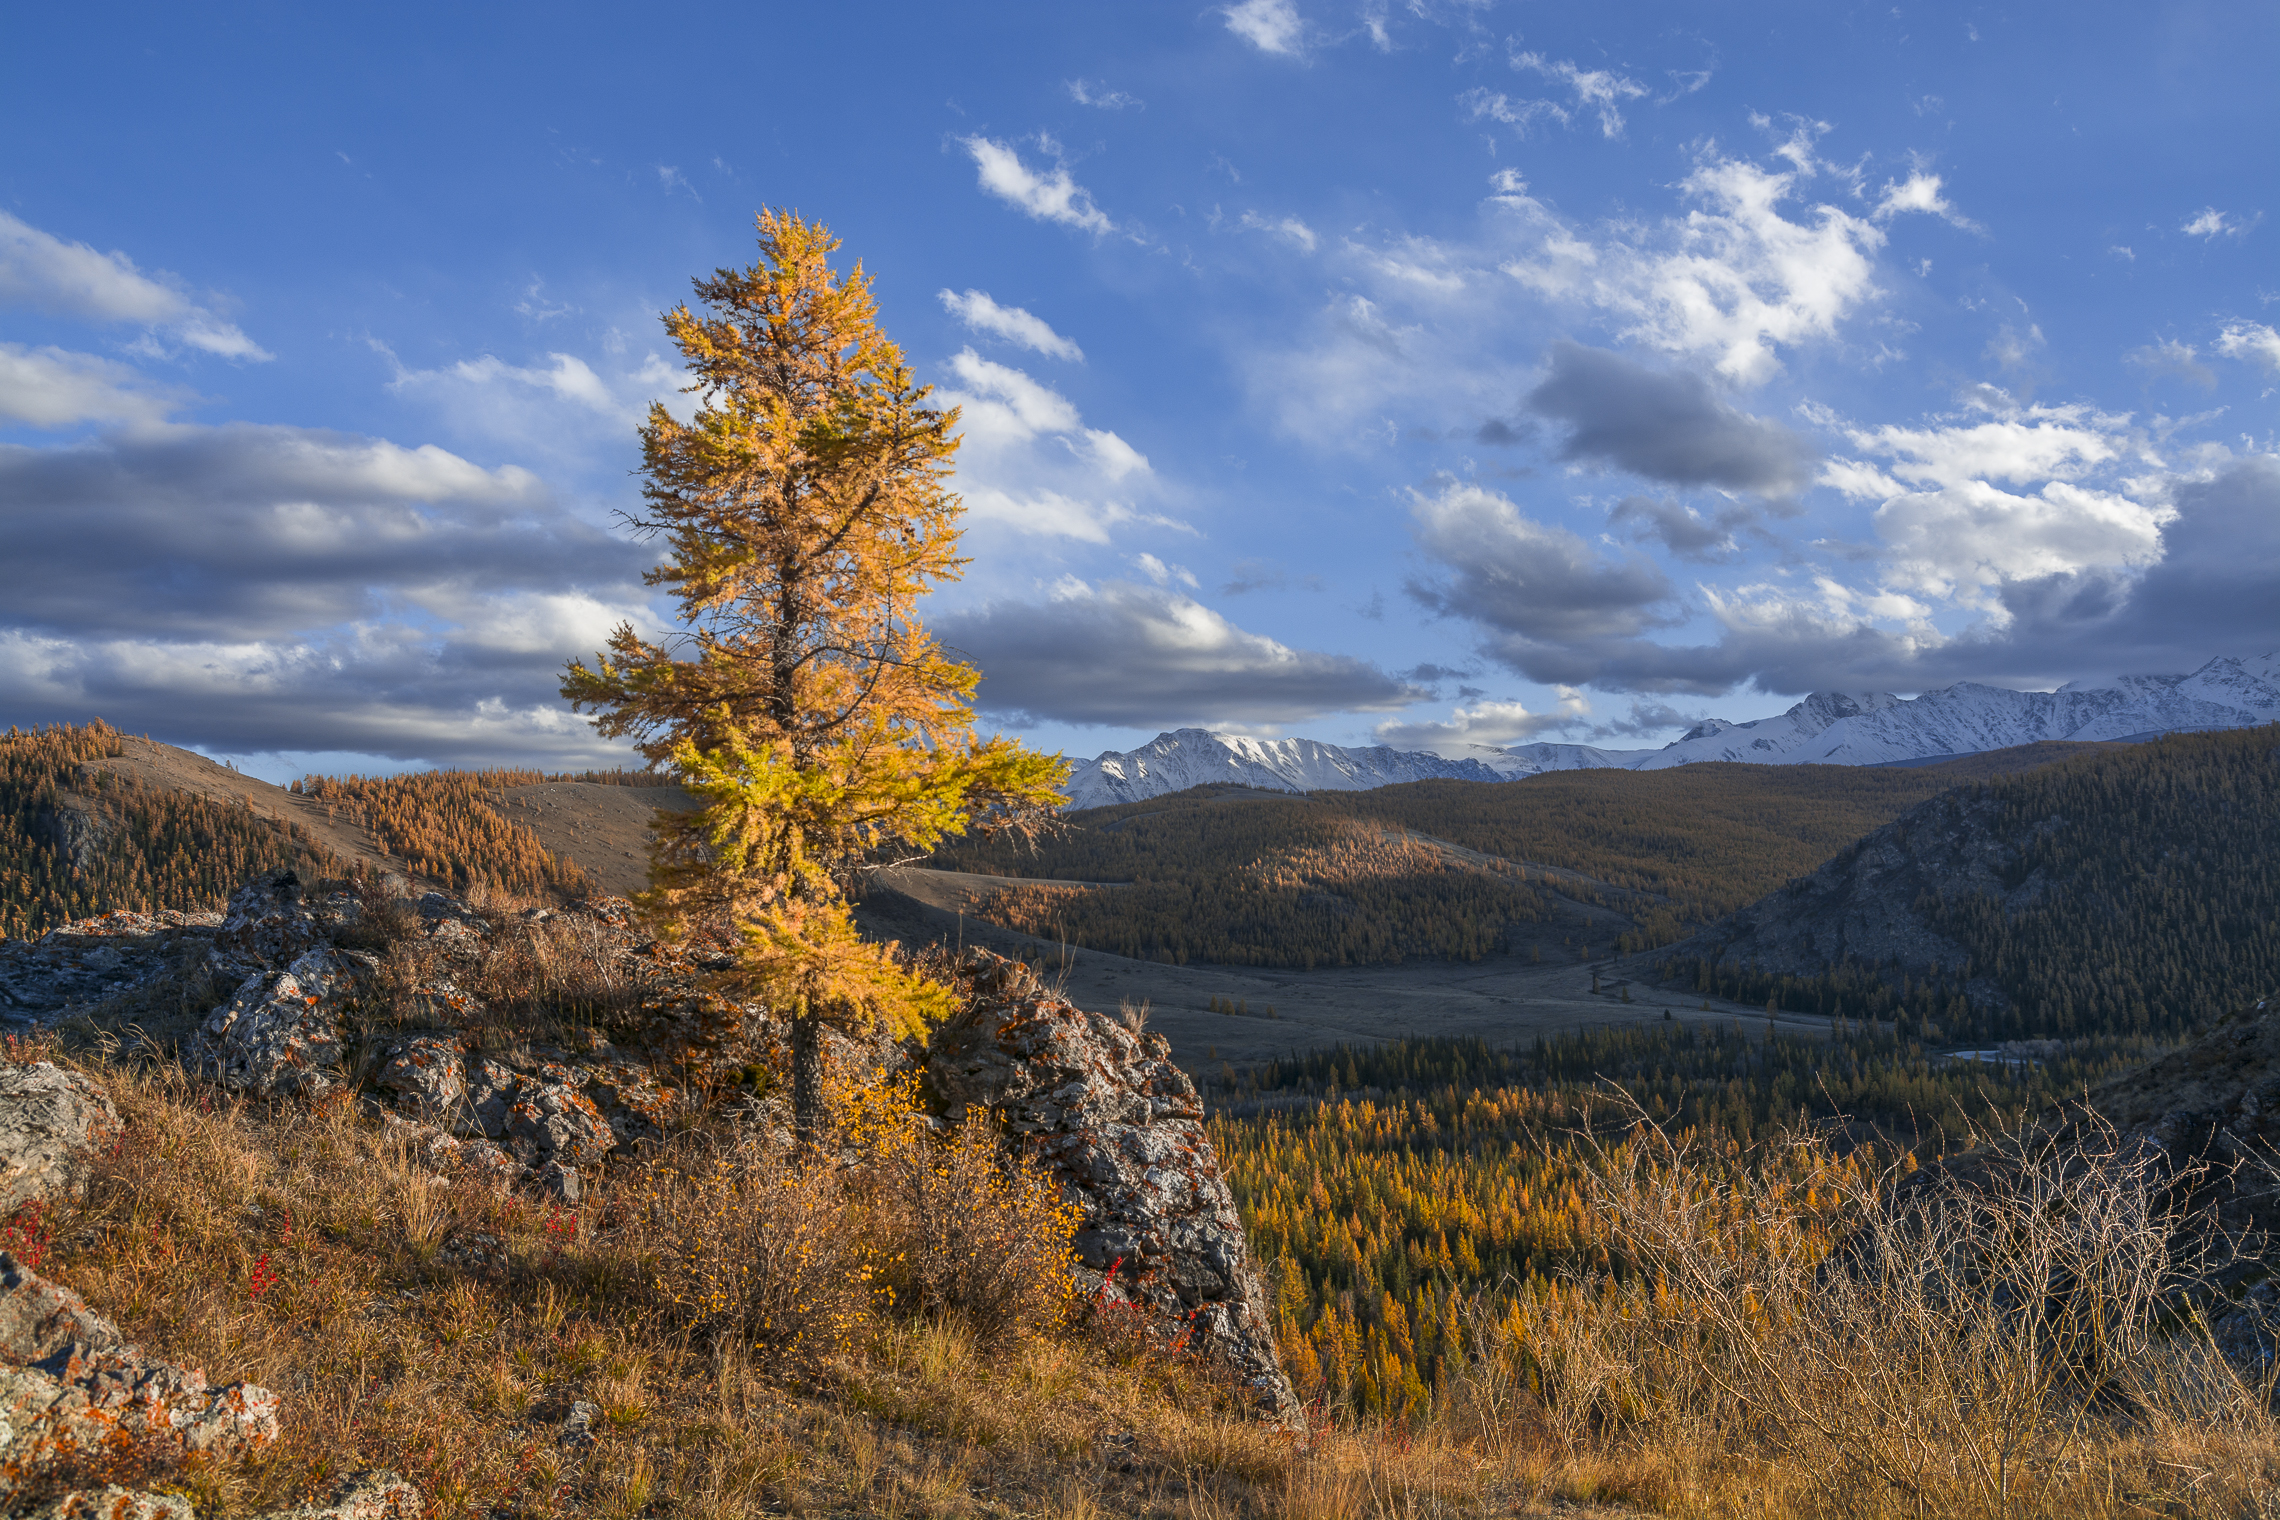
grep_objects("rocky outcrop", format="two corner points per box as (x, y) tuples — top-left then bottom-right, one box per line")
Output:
(191, 948), (376, 1099)
(0, 1253), (279, 1497)
(929, 952), (1301, 1423)
(0, 1063), (119, 1214)
(0, 910), (223, 1025)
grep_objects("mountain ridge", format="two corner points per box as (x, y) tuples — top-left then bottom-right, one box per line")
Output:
(1061, 652), (2280, 807)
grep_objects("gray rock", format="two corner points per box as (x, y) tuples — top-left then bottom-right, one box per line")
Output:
(0, 911), (220, 1023)
(213, 870), (360, 974)
(0, 1063), (120, 1214)
(190, 948), (374, 1098)
(372, 1035), (471, 1128)
(927, 952), (1301, 1424)
(0, 1251), (129, 1362)
(256, 1470), (421, 1520)
(0, 1256), (279, 1492)
(23, 1486), (195, 1520)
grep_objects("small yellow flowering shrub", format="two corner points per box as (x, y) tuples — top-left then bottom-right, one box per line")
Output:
(628, 1071), (1080, 1367)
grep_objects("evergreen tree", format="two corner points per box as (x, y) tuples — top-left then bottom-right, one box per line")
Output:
(562, 210), (1067, 1138)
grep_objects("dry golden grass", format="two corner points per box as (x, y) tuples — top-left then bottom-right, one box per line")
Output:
(15, 1023), (2277, 1520)
(12, 1046), (1350, 1519)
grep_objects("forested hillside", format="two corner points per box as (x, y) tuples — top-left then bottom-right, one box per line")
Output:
(292, 770), (592, 900)
(1, 722), (344, 938)
(931, 760), (1995, 966)
(1, 721), (648, 938)
(1675, 725), (2280, 1046)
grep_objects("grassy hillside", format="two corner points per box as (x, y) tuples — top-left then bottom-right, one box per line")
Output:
(1679, 726), (2280, 1045)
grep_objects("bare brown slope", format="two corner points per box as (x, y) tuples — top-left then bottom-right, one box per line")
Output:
(80, 739), (700, 898)
(78, 735), (403, 879)
(488, 781), (702, 897)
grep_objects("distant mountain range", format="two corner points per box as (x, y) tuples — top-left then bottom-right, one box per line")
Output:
(1060, 652), (2280, 808)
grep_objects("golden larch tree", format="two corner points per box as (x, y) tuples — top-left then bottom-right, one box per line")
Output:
(562, 209), (1068, 1137)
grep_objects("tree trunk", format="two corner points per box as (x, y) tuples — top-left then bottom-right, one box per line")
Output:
(791, 1011), (826, 1151)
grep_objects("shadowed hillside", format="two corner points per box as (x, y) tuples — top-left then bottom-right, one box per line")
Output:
(928, 747), (2110, 968)
(1667, 725), (2280, 1045)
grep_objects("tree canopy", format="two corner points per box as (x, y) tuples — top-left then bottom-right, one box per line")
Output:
(563, 210), (1066, 1124)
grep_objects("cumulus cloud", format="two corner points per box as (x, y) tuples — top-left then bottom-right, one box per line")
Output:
(961, 137), (1113, 235)
(1608, 495), (1753, 560)
(0, 423), (628, 639)
(1372, 689), (1590, 752)
(1820, 392), (2127, 491)
(0, 210), (271, 361)
(0, 343), (194, 428)
(937, 288), (1083, 361)
(1524, 341), (1817, 495)
(937, 580), (1422, 726)
(0, 421), (654, 766)
(1223, 0), (1303, 55)
(1874, 479), (2171, 606)
(1405, 481), (1678, 681)
(1873, 171), (1977, 229)
(2182, 208), (2254, 239)
(2216, 322), (2280, 373)
(934, 349), (1170, 542)
(1505, 149), (1938, 384)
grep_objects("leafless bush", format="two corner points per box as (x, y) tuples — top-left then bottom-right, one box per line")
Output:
(620, 1134), (870, 1368)
(1459, 1106), (2277, 1518)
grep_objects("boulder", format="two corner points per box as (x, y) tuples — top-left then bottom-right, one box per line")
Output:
(928, 952), (1301, 1423)
(212, 870), (360, 974)
(0, 1256), (278, 1494)
(0, 1063), (119, 1214)
(190, 949), (374, 1098)
(372, 1036), (472, 1128)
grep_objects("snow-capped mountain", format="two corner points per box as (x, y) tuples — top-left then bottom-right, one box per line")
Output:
(1060, 729), (1515, 808)
(1056, 653), (2280, 808)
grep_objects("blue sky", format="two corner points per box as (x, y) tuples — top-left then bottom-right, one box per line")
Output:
(2, 0), (2275, 781)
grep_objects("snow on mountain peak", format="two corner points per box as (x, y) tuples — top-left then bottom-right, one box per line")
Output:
(1053, 655), (2280, 808)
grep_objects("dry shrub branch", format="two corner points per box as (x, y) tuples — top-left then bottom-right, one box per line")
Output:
(1464, 1104), (2280, 1518)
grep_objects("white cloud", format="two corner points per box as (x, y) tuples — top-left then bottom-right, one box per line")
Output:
(1461, 89), (1571, 137)
(1239, 211), (1318, 253)
(1831, 395), (2126, 489)
(1511, 53), (1648, 138)
(935, 349), (1170, 542)
(1134, 552), (1198, 588)
(1373, 690), (1590, 752)
(0, 342), (192, 428)
(2182, 207), (2252, 239)
(1873, 171), (1977, 229)
(2216, 322), (2280, 373)
(1501, 147), (1950, 384)
(960, 137), (1113, 235)
(937, 288), (1083, 360)
(1874, 479), (2172, 607)
(1223, 0), (1303, 55)
(1066, 79), (1140, 109)
(0, 210), (271, 361)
